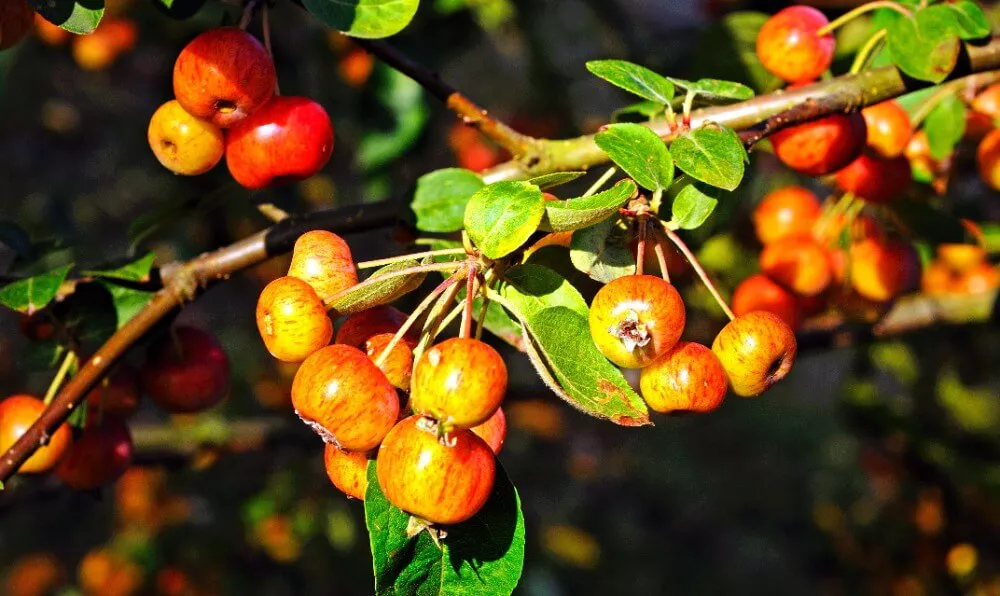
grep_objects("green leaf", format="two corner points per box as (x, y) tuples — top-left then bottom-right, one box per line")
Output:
(31, 0), (104, 34)
(0, 265), (73, 315)
(411, 169), (484, 233)
(886, 8), (961, 83)
(594, 124), (674, 191)
(947, 1), (990, 40)
(669, 179), (719, 230)
(464, 182), (545, 260)
(358, 66), (430, 171)
(541, 179), (637, 233)
(99, 282), (155, 329)
(366, 462), (525, 595)
(569, 217), (635, 283)
(328, 259), (427, 315)
(498, 264), (588, 320)
(890, 200), (966, 244)
(527, 172), (586, 190)
(302, 0), (420, 39)
(586, 60), (675, 105)
(82, 253), (155, 283)
(667, 77), (755, 102)
(924, 94), (966, 160)
(524, 306), (650, 426)
(476, 297), (525, 352)
(669, 124), (745, 191)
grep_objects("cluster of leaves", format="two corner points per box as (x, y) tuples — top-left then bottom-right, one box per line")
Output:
(877, 1), (989, 84)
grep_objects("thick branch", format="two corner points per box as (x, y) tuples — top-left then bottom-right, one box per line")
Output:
(482, 37), (1000, 183)
(0, 202), (399, 482)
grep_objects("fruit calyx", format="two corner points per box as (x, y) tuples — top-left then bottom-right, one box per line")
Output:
(608, 309), (652, 353)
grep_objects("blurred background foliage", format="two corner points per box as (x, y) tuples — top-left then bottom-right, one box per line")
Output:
(1, 0), (999, 594)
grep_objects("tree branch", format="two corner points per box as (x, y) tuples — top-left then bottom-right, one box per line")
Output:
(482, 38), (1000, 183)
(0, 202), (399, 482)
(352, 38), (537, 155)
(4, 37), (1000, 482)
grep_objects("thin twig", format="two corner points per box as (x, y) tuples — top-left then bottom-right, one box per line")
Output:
(661, 224), (735, 321)
(357, 248), (466, 270)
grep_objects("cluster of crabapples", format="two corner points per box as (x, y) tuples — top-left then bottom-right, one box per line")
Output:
(0, 323), (230, 489)
(255, 231), (506, 525)
(589, 273), (797, 410)
(736, 5), (998, 328)
(148, 27), (334, 189)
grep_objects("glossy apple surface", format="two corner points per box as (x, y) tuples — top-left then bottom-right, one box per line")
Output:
(225, 96), (334, 190)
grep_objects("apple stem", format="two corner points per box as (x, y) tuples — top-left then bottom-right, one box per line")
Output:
(262, 4), (280, 96)
(414, 270), (467, 360)
(43, 351), (78, 407)
(356, 248), (467, 270)
(661, 223), (735, 320)
(257, 203), (289, 223)
(374, 272), (462, 369)
(238, 0), (261, 30)
(324, 261), (464, 310)
(816, 1), (911, 37)
(583, 167), (617, 197)
(635, 216), (648, 276)
(460, 264), (478, 339)
(849, 28), (888, 75)
(653, 236), (671, 284)
(474, 269), (498, 341)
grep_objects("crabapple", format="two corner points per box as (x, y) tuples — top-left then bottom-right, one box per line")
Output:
(712, 311), (797, 397)
(287, 230), (358, 304)
(849, 238), (919, 302)
(256, 276), (332, 363)
(835, 153), (912, 203)
(976, 128), (1000, 191)
(732, 273), (801, 330)
(364, 333), (414, 391)
(291, 344), (398, 451)
(589, 274), (686, 369)
(1, 0), (36, 51)
(141, 326), (230, 413)
(56, 416), (133, 490)
(148, 100), (225, 176)
(471, 407), (506, 454)
(752, 185), (822, 246)
(86, 364), (141, 419)
(759, 235), (832, 297)
(0, 395), (72, 474)
(172, 27), (276, 128)
(756, 6), (835, 83)
(376, 415), (496, 525)
(770, 112), (867, 176)
(639, 341), (728, 414)
(335, 306), (415, 348)
(861, 101), (912, 159)
(323, 444), (371, 500)
(410, 337), (507, 428)
(225, 96), (334, 190)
